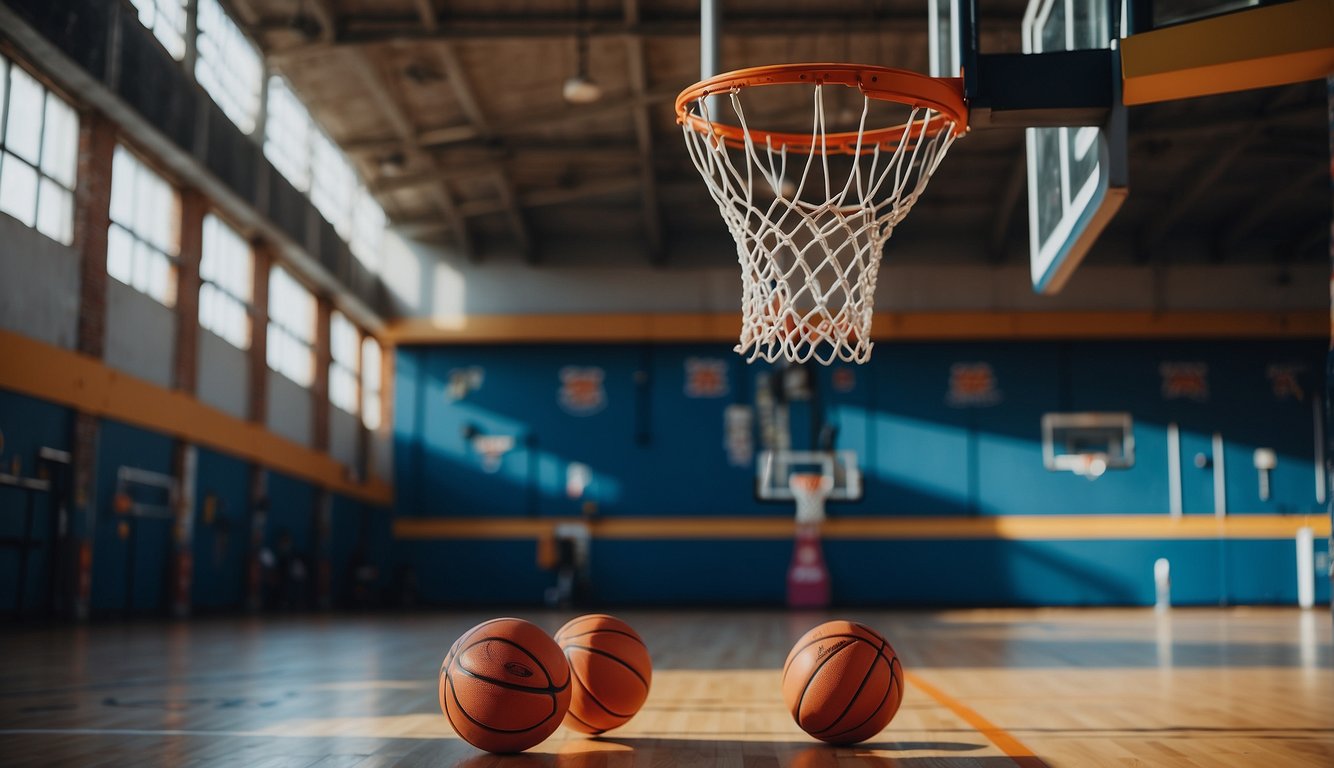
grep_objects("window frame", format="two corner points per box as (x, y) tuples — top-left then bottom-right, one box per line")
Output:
(328, 310), (361, 415)
(198, 211), (255, 350)
(0, 55), (79, 245)
(107, 142), (182, 307)
(265, 265), (317, 387)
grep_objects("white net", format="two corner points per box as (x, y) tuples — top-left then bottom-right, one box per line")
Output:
(682, 82), (960, 364)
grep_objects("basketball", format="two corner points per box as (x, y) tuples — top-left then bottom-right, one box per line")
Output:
(439, 618), (572, 753)
(554, 614), (653, 734)
(781, 620), (904, 744)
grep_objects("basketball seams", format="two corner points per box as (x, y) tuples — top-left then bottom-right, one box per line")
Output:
(458, 635), (570, 692)
(783, 631), (883, 677)
(818, 639), (896, 742)
(564, 707), (607, 735)
(555, 627), (646, 645)
(452, 662), (568, 696)
(792, 636), (860, 727)
(569, 661), (634, 720)
(563, 644), (651, 689)
(812, 639), (885, 737)
(445, 668), (560, 736)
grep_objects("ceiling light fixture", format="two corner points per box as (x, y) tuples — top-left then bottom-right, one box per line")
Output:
(563, 0), (602, 104)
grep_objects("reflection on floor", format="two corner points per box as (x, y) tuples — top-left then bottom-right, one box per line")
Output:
(0, 608), (1330, 767)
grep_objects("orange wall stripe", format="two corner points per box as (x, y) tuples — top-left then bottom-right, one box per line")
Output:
(1122, 0), (1334, 106)
(387, 311), (1326, 345)
(393, 514), (1331, 541)
(0, 330), (392, 506)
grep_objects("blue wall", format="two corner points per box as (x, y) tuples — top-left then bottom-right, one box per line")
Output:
(0, 392), (392, 617)
(192, 448), (250, 610)
(0, 390), (73, 616)
(393, 339), (1331, 607)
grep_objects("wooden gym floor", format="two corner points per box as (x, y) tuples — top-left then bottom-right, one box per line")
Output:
(1, 608), (1331, 767)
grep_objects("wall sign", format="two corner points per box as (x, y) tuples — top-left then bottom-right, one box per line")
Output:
(947, 362), (1002, 407)
(558, 367), (607, 416)
(684, 357), (729, 398)
(1267, 363), (1305, 401)
(1160, 362), (1209, 402)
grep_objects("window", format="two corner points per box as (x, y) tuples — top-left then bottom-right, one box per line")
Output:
(263, 76), (313, 191)
(266, 266), (315, 386)
(199, 213), (253, 349)
(0, 56), (79, 245)
(264, 75), (389, 273)
(310, 130), (356, 238)
(329, 311), (360, 414)
(350, 187), (385, 271)
(127, 0), (188, 60)
(108, 145), (180, 305)
(361, 337), (382, 430)
(195, 0), (261, 133)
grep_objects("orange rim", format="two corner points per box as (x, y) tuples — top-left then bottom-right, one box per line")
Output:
(676, 63), (968, 155)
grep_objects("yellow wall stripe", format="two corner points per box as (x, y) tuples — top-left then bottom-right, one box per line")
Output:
(387, 311), (1326, 345)
(393, 514), (1330, 541)
(0, 330), (392, 506)
(1122, 0), (1334, 106)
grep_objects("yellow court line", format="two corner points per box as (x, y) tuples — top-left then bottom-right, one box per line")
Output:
(904, 671), (1049, 768)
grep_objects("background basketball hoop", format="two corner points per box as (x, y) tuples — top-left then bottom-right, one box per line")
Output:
(471, 435), (515, 474)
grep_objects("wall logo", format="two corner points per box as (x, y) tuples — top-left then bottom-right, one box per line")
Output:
(558, 367), (607, 416)
(947, 363), (1002, 407)
(1267, 364), (1305, 401)
(684, 357), (729, 398)
(1160, 362), (1209, 402)
(831, 367), (856, 393)
(446, 367), (485, 401)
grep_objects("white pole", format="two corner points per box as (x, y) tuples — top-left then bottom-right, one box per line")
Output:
(701, 0), (722, 118)
(1167, 422), (1182, 518)
(1154, 557), (1171, 611)
(1296, 526), (1315, 609)
(1212, 432), (1226, 518)
(1314, 397), (1326, 504)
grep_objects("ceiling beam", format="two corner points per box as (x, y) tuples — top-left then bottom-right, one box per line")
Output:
(412, 0), (438, 31)
(458, 175), (641, 217)
(431, 41), (533, 260)
(624, 0), (665, 264)
(1137, 91), (1305, 261)
(343, 49), (474, 257)
(304, 0), (338, 43)
(1212, 165), (1327, 260)
(341, 90), (674, 156)
(258, 12), (951, 48)
(987, 152), (1027, 263)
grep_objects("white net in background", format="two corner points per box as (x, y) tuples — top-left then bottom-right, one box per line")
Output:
(681, 84), (959, 365)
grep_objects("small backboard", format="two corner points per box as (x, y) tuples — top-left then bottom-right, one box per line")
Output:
(1022, 0), (1128, 294)
(1042, 412), (1134, 478)
(756, 450), (863, 502)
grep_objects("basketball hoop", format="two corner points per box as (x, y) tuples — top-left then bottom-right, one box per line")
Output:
(471, 435), (515, 473)
(1072, 454), (1109, 480)
(789, 472), (834, 525)
(677, 63), (968, 364)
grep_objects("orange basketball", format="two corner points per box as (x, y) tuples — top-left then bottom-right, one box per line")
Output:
(554, 614), (653, 734)
(439, 618), (572, 753)
(780, 620), (904, 744)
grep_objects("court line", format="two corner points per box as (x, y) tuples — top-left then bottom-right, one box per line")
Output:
(903, 671), (1049, 768)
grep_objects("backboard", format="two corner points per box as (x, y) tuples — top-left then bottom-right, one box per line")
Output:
(1022, 0), (1128, 294)
(1042, 412), (1135, 478)
(756, 450), (863, 502)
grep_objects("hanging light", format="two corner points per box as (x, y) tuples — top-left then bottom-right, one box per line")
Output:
(563, 0), (602, 104)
